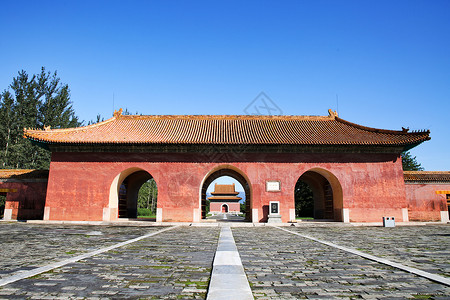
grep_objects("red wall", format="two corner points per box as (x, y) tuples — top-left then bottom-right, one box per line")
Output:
(405, 183), (449, 221)
(210, 202), (240, 213)
(1, 181), (47, 220)
(44, 151), (409, 223)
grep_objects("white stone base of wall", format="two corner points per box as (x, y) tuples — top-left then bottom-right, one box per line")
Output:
(193, 208), (200, 222)
(3, 208), (12, 220)
(156, 208), (163, 222)
(43, 207), (50, 220)
(342, 208), (350, 223)
(289, 208), (296, 222)
(402, 208), (409, 222)
(440, 211), (449, 223)
(252, 208), (258, 223)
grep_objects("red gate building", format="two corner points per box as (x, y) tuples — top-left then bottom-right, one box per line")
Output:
(22, 109), (433, 223)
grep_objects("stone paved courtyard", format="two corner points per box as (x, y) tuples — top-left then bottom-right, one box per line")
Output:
(0, 222), (449, 299)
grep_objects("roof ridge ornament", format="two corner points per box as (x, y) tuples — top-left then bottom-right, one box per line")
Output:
(328, 109), (338, 119)
(113, 108), (123, 118)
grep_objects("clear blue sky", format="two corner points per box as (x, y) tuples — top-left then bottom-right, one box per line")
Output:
(1, 0), (449, 170)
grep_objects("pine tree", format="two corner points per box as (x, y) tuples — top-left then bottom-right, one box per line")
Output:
(401, 151), (424, 171)
(0, 67), (81, 169)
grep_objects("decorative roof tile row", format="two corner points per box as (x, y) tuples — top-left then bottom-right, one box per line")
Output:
(24, 109), (430, 148)
(403, 171), (450, 183)
(211, 184), (240, 195)
(0, 169), (49, 180)
(208, 196), (242, 201)
(208, 184), (242, 201)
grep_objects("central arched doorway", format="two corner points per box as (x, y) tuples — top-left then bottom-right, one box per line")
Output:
(294, 168), (343, 221)
(221, 204), (229, 213)
(200, 166), (251, 221)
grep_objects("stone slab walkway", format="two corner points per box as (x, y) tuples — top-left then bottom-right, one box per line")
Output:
(0, 222), (448, 299)
(207, 226), (253, 300)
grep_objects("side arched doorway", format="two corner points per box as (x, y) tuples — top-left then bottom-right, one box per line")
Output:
(295, 168), (343, 221)
(109, 168), (155, 219)
(200, 167), (251, 221)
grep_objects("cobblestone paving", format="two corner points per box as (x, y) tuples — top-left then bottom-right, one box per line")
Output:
(1, 223), (449, 299)
(0, 225), (219, 299)
(291, 224), (450, 278)
(0, 222), (161, 280)
(233, 226), (450, 300)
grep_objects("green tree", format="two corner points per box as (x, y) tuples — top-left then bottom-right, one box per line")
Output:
(295, 180), (314, 218)
(401, 151), (424, 171)
(0, 194), (6, 218)
(0, 68), (81, 169)
(240, 201), (246, 214)
(137, 178), (158, 216)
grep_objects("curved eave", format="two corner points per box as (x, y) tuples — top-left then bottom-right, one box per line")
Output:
(23, 112), (431, 152)
(28, 138), (50, 151)
(25, 139), (431, 150)
(335, 117), (430, 136)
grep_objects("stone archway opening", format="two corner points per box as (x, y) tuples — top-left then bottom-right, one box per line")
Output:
(295, 169), (343, 221)
(200, 167), (251, 221)
(0, 192), (6, 218)
(221, 203), (229, 213)
(110, 169), (155, 219)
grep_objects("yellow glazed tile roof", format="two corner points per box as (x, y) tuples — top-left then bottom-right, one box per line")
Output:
(24, 109), (430, 147)
(404, 171), (450, 182)
(0, 169), (49, 179)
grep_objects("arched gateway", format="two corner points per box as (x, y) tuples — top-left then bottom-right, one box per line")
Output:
(200, 166), (251, 220)
(222, 204), (228, 213)
(109, 168), (155, 219)
(295, 168), (343, 221)
(24, 109), (430, 223)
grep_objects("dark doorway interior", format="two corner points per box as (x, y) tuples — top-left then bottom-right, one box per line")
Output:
(0, 192), (6, 218)
(222, 204), (229, 213)
(118, 171), (154, 218)
(295, 171), (334, 220)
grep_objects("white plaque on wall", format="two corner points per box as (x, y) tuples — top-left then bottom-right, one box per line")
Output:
(266, 180), (281, 192)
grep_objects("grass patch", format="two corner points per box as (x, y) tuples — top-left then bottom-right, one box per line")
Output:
(296, 217), (314, 220)
(412, 295), (434, 299)
(138, 215), (156, 219)
(65, 250), (77, 255)
(137, 208), (156, 218)
(176, 280), (208, 288)
(30, 269), (55, 279)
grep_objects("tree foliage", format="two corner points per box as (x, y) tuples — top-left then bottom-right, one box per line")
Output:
(137, 178), (158, 215)
(240, 201), (246, 214)
(0, 194), (6, 218)
(0, 68), (81, 169)
(401, 151), (424, 171)
(295, 180), (314, 218)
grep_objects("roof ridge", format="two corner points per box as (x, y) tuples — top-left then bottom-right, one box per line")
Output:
(118, 114), (333, 121)
(24, 115), (118, 134)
